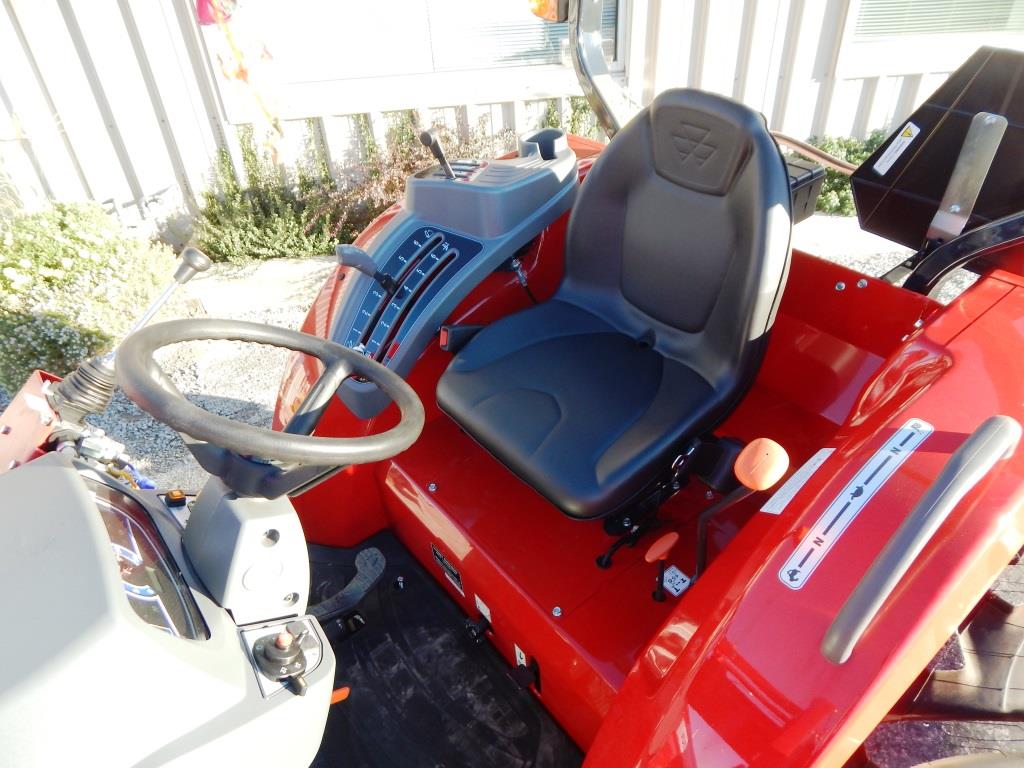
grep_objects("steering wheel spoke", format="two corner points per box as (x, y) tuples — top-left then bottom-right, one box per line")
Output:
(283, 358), (353, 436)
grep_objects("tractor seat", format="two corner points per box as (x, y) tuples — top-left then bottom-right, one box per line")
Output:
(437, 89), (792, 520)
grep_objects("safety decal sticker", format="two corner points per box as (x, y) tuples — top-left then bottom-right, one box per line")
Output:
(431, 543), (465, 596)
(778, 418), (933, 590)
(663, 566), (691, 597)
(761, 447), (835, 515)
(873, 122), (920, 176)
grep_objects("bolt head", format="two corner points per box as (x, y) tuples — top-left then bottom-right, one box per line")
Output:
(856, 278), (868, 288)
(949, 204), (961, 214)
(835, 281), (846, 291)
(427, 482), (438, 492)
(552, 606), (562, 617)
(705, 489), (715, 500)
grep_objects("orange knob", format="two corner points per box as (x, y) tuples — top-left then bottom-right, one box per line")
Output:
(645, 531), (680, 564)
(734, 438), (789, 492)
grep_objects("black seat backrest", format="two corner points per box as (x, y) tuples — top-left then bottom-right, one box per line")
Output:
(558, 88), (792, 393)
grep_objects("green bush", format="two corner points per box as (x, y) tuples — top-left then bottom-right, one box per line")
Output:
(540, 96), (605, 140)
(195, 124), (335, 263)
(806, 130), (886, 215)
(0, 202), (174, 393)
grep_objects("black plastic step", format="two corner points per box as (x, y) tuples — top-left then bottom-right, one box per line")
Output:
(915, 597), (1024, 717)
(864, 719), (1024, 768)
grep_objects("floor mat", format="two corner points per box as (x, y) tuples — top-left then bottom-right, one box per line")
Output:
(310, 532), (583, 768)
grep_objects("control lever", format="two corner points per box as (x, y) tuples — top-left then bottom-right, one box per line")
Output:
(419, 128), (456, 180)
(127, 246), (212, 336)
(335, 244), (397, 292)
(645, 532), (679, 602)
(465, 615), (490, 645)
(48, 246), (212, 424)
(694, 438), (789, 579)
(253, 624), (310, 696)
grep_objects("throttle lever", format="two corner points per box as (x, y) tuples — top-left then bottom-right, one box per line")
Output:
(335, 244), (397, 292)
(419, 129), (456, 180)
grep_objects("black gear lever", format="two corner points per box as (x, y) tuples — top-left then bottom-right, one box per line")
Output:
(419, 128), (456, 180)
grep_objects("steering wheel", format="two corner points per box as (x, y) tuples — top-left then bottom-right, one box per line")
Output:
(116, 319), (424, 469)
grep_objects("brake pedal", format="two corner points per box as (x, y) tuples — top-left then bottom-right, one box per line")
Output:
(311, 547), (386, 621)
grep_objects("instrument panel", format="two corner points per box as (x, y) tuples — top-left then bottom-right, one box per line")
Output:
(343, 227), (482, 362)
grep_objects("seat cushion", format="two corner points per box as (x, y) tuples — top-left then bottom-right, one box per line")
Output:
(436, 301), (721, 519)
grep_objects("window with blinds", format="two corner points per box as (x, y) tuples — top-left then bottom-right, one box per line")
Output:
(427, 0), (619, 72)
(854, 0), (1024, 39)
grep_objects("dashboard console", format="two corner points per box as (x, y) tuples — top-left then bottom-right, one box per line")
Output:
(0, 452), (334, 767)
(332, 127), (579, 417)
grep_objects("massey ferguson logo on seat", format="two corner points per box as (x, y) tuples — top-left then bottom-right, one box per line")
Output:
(672, 123), (717, 166)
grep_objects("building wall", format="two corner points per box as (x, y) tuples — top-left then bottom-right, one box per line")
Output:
(0, 0), (1021, 220)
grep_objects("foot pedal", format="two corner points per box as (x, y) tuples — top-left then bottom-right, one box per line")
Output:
(311, 547), (386, 621)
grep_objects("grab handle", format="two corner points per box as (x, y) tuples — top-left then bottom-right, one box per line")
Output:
(821, 415), (1022, 664)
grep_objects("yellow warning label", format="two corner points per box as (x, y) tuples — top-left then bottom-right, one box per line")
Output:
(873, 121), (921, 176)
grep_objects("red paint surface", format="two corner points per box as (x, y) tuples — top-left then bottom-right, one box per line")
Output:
(587, 270), (1024, 767)
(0, 127), (1018, 763)
(0, 371), (58, 474)
(271, 132), (1024, 763)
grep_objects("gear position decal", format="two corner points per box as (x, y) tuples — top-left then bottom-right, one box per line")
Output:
(779, 418), (933, 590)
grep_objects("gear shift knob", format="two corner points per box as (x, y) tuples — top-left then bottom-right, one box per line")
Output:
(733, 437), (790, 491)
(172, 246), (212, 284)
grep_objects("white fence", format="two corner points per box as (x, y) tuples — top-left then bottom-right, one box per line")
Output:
(1, 0), (1022, 222)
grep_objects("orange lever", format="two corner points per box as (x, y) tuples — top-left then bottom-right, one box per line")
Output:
(733, 437), (789, 491)
(644, 531), (679, 564)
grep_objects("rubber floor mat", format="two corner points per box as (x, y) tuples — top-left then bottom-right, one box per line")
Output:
(310, 532), (583, 768)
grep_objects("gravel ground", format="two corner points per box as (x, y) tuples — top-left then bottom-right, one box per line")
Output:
(80, 256), (333, 490)
(0, 215), (979, 489)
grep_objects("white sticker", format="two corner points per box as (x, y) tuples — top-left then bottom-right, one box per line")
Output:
(474, 594), (492, 624)
(23, 393), (52, 423)
(761, 448), (835, 515)
(873, 122), (920, 176)
(514, 643), (527, 667)
(663, 566), (691, 597)
(779, 418), (933, 590)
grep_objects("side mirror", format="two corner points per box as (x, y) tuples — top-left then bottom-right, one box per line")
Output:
(528, 0), (568, 23)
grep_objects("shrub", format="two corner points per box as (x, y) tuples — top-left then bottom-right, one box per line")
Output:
(540, 96), (605, 140)
(303, 112), (516, 242)
(806, 130), (887, 215)
(0, 202), (174, 393)
(194, 124), (335, 263)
